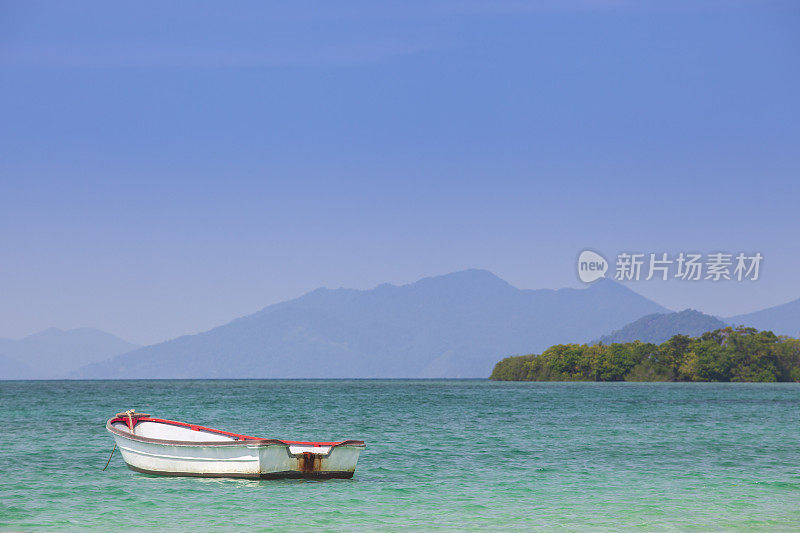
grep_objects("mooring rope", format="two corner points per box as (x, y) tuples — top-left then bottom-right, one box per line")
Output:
(102, 443), (117, 471)
(124, 409), (135, 431)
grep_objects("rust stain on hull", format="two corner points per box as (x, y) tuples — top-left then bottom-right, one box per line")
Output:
(299, 451), (322, 474)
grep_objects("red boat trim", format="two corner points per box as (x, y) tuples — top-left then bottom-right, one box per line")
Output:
(106, 417), (365, 448)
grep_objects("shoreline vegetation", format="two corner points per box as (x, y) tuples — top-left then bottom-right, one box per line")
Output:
(490, 327), (800, 382)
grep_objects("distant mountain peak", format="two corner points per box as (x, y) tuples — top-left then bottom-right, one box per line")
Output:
(438, 268), (504, 280)
(596, 308), (728, 345)
(26, 327), (64, 339)
(0, 327), (139, 379)
(410, 269), (514, 290)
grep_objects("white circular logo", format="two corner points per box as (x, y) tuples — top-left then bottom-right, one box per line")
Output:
(577, 250), (608, 283)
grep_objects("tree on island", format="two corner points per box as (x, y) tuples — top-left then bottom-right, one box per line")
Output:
(489, 326), (800, 382)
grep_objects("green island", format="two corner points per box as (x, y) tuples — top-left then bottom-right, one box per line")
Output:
(490, 327), (800, 382)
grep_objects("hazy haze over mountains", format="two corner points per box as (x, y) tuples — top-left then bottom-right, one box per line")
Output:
(76, 270), (668, 379)
(0, 328), (139, 379)
(6, 270), (800, 380)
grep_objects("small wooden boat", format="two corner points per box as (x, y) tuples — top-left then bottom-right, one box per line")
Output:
(106, 411), (365, 479)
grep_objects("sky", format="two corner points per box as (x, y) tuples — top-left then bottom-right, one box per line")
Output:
(1, 1), (799, 345)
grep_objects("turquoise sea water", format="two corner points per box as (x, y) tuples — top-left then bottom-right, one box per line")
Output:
(1, 380), (799, 531)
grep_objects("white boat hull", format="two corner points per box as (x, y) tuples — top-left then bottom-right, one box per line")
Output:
(107, 415), (364, 479)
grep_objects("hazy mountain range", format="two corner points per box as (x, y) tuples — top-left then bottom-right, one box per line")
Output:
(2, 269), (799, 379)
(596, 309), (728, 345)
(729, 300), (800, 338)
(76, 270), (667, 379)
(0, 328), (139, 379)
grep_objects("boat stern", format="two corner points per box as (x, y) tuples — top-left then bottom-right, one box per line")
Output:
(258, 440), (365, 479)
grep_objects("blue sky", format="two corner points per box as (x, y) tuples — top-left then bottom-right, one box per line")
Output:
(1, 1), (798, 344)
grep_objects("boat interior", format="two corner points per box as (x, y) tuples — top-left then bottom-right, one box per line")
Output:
(110, 416), (259, 442)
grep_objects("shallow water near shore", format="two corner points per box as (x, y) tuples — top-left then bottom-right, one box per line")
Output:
(1, 380), (799, 531)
